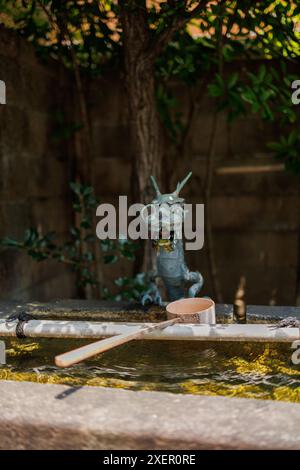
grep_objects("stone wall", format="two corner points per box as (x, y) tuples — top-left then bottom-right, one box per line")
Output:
(0, 28), (76, 300)
(0, 27), (299, 305)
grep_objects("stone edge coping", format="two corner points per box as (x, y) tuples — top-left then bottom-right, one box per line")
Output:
(0, 380), (300, 450)
(0, 300), (299, 321)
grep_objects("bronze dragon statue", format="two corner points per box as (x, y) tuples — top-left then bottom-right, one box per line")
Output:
(141, 172), (203, 305)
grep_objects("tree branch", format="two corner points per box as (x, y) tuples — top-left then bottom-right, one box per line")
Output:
(147, 0), (210, 60)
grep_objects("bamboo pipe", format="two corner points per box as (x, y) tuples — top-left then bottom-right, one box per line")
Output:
(216, 163), (285, 175)
(0, 319), (298, 343)
(54, 317), (180, 368)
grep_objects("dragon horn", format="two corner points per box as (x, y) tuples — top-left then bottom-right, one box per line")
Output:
(174, 171), (192, 195)
(150, 175), (161, 196)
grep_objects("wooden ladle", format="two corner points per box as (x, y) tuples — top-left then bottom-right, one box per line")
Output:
(55, 297), (215, 368)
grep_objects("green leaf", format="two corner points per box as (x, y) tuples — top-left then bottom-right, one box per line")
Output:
(0, 237), (22, 248)
(103, 254), (118, 264)
(227, 72), (239, 89)
(84, 234), (96, 242)
(70, 226), (80, 238)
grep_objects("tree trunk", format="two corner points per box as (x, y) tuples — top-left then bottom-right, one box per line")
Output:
(119, 2), (163, 272)
(296, 205), (300, 306)
(120, 2), (162, 203)
(204, 112), (223, 303)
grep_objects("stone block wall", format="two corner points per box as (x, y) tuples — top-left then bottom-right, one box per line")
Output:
(0, 28), (76, 300)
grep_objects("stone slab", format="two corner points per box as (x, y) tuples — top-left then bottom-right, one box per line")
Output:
(0, 380), (300, 450)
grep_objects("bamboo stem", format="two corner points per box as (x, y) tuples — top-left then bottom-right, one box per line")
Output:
(216, 164), (285, 175)
(0, 320), (298, 344)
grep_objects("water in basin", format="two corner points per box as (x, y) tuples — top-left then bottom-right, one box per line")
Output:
(0, 336), (299, 402)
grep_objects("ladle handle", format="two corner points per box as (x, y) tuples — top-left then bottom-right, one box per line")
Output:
(55, 317), (180, 368)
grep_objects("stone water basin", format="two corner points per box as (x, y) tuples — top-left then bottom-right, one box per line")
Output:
(0, 301), (300, 450)
(0, 301), (299, 403)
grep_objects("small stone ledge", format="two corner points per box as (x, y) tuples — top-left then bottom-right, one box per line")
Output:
(0, 299), (299, 322)
(0, 380), (300, 450)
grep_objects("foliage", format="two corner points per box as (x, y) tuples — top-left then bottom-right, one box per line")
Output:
(153, 1), (300, 174)
(103, 273), (149, 302)
(1, 1), (300, 168)
(268, 130), (300, 174)
(51, 110), (83, 143)
(208, 64), (298, 122)
(0, 0), (121, 74)
(0, 182), (140, 298)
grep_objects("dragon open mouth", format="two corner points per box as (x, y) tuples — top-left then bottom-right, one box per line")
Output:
(152, 231), (175, 252)
(153, 239), (173, 252)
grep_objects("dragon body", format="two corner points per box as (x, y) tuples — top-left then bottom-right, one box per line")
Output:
(141, 172), (203, 305)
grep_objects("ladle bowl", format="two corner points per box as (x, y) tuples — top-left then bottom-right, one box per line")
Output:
(166, 297), (216, 324)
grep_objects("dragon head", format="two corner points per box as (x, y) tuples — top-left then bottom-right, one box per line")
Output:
(142, 172), (192, 251)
